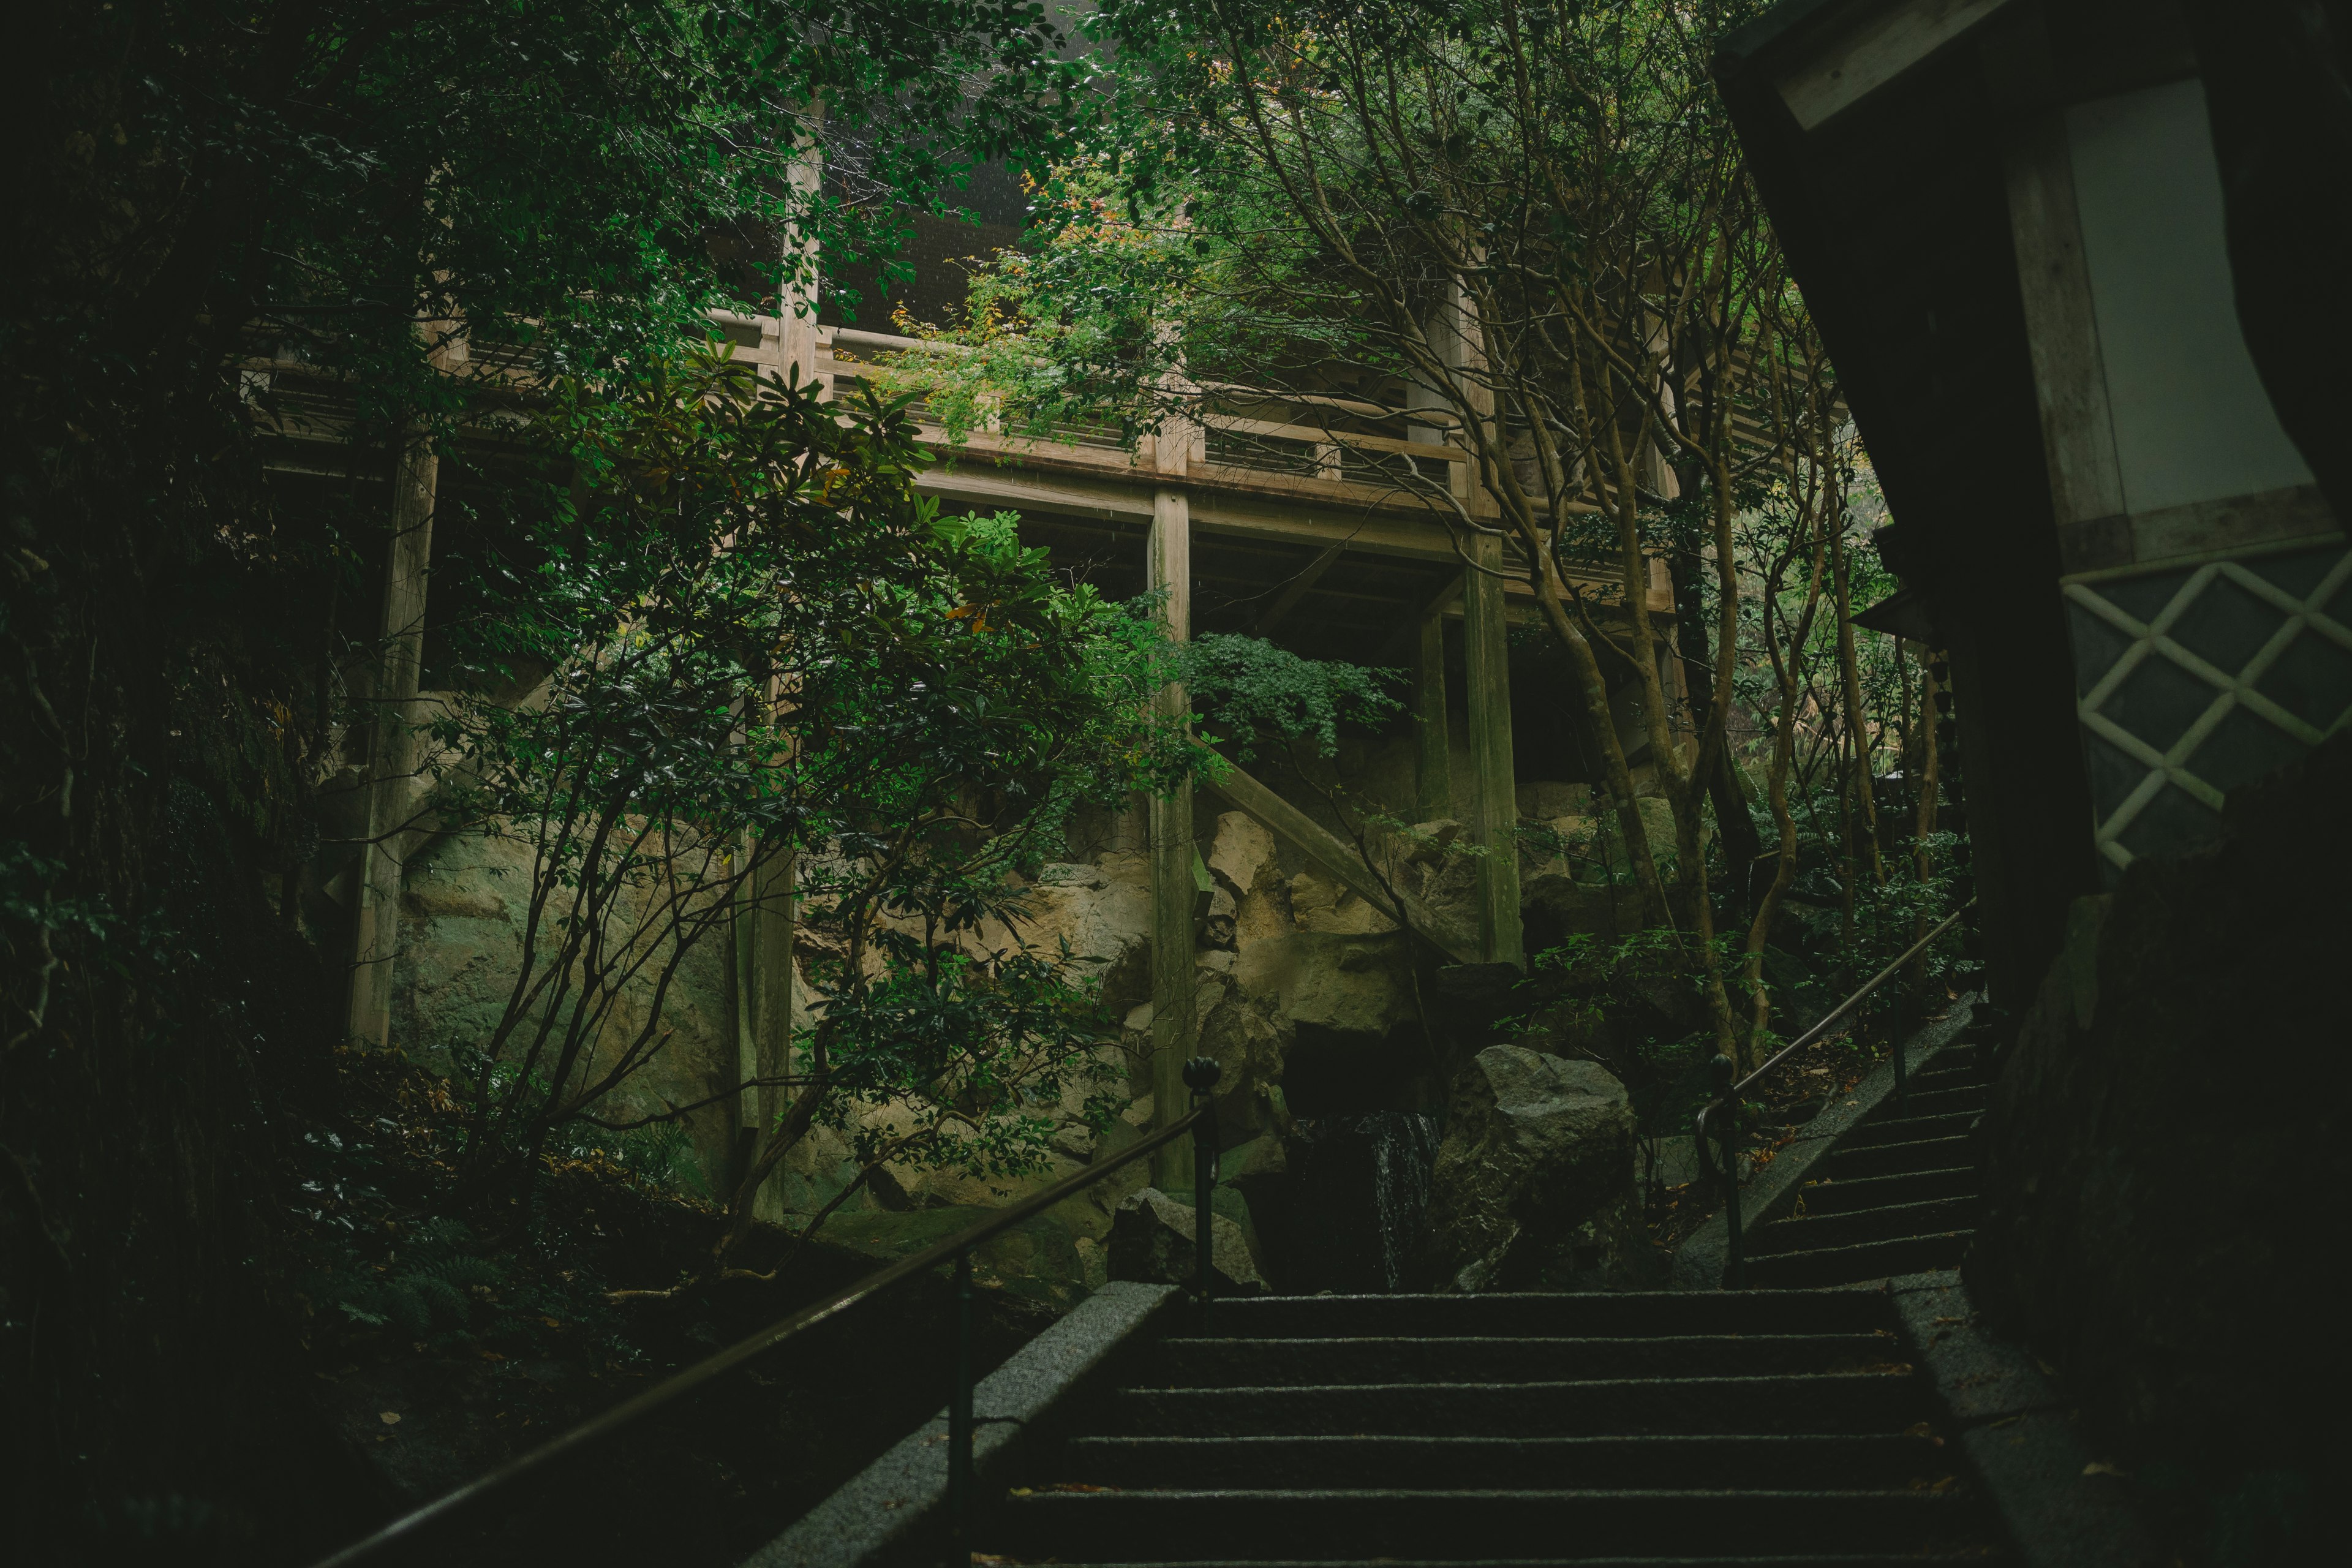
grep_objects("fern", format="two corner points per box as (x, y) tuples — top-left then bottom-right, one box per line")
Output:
(330, 1218), (502, 1343)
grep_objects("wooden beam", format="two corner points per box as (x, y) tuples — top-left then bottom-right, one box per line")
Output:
(1980, 9), (2124, 535)
(1202, 758), (1482, 967)
(738, 842), (794, 1222)
(912, 465), (1477, 562)
(1461, 532), (1525, 967)
(1253, 544), (1344, 635)
(1776, 0), (2016, 132)
(1147, 486), (1197, 1191)
(1414, 613), (1453, 823)
(345, 420), (442, 1048)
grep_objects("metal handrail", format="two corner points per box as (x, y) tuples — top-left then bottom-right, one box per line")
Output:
(1694, 902), (1972, 1289)
(312, 1060), (1226, 1567)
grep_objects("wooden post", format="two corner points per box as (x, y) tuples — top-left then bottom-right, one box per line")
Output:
(737, 843), (794, 1221)
(344, 423), (440, 1047)
(1461, 532), (1524, 967)
(1148, 485), (1196, 1192)
(729, 107), (821, 1213)
(1414, 611), (1452, 823)
(778, 100), (826, 393)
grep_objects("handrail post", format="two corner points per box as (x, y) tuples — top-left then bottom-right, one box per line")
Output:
(1711, 1055), (1744, 1291)
(946, 1250), (974, 1562)
(1183, 1057), (1222, 1333)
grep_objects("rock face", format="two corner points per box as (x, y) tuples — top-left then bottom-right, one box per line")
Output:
(1107, 1186), (1268, 1297)
(386, 730), (1665, 1305)
(1422, 1046), (1636, 1292)
(1970, 732), (2352, 1523)
(392, 829), (742, 1180)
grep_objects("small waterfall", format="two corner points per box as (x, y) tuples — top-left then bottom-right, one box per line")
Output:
(1275, 1111), (1441, 1292)
(1364, 1111), (1440, 1291)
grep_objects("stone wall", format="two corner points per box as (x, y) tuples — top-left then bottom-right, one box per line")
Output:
(386, 734), (1683, 1297)
(390, 828), (747, 1182)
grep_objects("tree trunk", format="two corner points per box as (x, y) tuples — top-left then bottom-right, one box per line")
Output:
(1670, 544), (1762, 927)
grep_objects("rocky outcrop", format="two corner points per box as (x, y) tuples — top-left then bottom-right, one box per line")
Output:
(1422, 1046), (1637, 1291)
(390, 742), (1665, 1303)
(391, 829), (744, 1180)
(1107, 1187), (1268, 1296)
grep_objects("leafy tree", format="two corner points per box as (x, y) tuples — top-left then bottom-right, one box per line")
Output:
(873, 0), (1861, 1061)
(424, 347), (1196, 1268)
(1, 1), (1087, 1551)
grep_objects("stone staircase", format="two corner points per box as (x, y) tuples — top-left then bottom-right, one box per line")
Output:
(1740, 1040), (1989, 1291)
(980, 1289), (2007, 1565)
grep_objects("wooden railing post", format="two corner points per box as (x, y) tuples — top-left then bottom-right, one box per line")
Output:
(1148, 469), (1197, 1193)
(1461, 530), (1523, 967)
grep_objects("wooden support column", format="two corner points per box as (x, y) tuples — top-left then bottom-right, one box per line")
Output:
(731, 110), (820, 1211)
(1414, 611), (1452, 823)
(1148, 486), (1196, 1191)
(778, 102), (826, 394)
(344, 424), (441, 1047)
(1461, 531), (1523, 967)
(736, 843), (794, 1221)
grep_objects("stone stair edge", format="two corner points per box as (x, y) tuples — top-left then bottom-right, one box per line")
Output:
(1671, 995), (1985, 1289)
(1008, 1486), (1977, 1501)
(1154, 1332), (1896, 1345)
(1887, 1271), (2165, 1568)
(1118, 1370), (1922, 1395)
(1022, 1561), (1994, 1567)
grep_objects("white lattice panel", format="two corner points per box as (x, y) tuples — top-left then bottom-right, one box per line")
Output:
(2066, 545), (2352, 870)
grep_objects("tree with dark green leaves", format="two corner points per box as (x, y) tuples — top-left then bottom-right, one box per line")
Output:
(431, 349), (1193, 1268)
(874, 0), (1916, 1067)
(0, 2), (1090, 1555)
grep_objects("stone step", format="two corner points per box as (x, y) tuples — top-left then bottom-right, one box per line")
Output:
(1924, 1042), (1981, 1072)
(1824, 1135), (1974, 1180)
(1839, 1111), (1980, 1150)
(1055, 1432), (1958, 1491)
(1742, 1231), (1975, 1291)
(1027, 1559), (2005, 1568)
(1856, 1085), (1986, 1121)
(993, 1487), (1987, 1561)
(1751, 1197), (1980, 1257)
(1149, 1334), (1902, 1387)
(1790, 1166), (1979, 1215)
(1108, 1373), (1923, 1438)
(1202, 1291), (1894, 1341)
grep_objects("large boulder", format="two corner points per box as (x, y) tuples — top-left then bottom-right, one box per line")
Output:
(1422, 1046), (1636, 1291)
(1108, 1187), (1268, 1297)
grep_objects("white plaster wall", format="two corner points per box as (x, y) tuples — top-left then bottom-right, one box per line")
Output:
(2067, 78), (2313, 517)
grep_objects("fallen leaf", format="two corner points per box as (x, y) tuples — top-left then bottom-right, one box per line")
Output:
(2083, 1460), (2129, 1477)
(379, 1411), (401, 1426)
